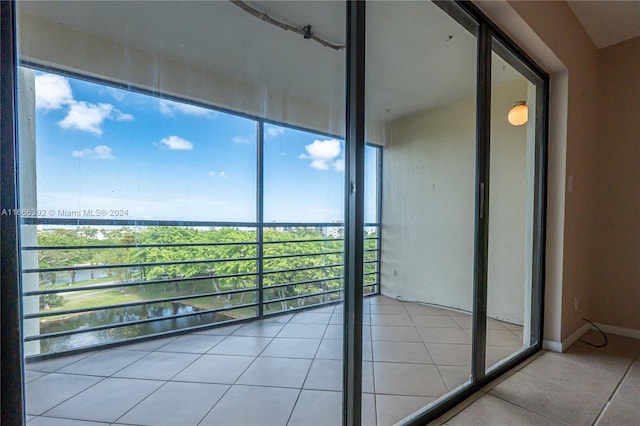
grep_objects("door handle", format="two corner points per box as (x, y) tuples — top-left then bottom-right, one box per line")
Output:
(479, 182), (485, 219)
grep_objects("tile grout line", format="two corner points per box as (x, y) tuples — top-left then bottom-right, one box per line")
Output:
(478, 392), (569, 425)
(197, 309), (298, 426)
(477, 344), (638, 426)
(37, 374), (110, 420)
(112, 323), (271, 425)
(590, 352), (638, 426)
(109, 334), (231, 425)
(366, 305), (380, 426)
(30, 351), (134, 421)
(430, 311), (462, 393)
(282, 307), (334, 426)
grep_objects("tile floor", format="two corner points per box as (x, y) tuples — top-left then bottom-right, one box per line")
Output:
(436, 331), (640, 426)
(25, 295), (527, 425)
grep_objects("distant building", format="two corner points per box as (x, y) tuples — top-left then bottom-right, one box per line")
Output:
(322, 221), (344, 239)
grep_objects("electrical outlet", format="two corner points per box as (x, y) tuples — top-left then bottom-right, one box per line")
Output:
(568, 175), (574, 193)
(574, 297), (579, 312)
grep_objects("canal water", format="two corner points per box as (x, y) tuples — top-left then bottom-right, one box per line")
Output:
(39, 302), (237, 353)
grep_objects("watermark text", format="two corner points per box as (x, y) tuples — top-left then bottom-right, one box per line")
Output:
(1, 208), (129, 217)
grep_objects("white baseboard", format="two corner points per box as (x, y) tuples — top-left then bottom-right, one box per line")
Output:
(543, 322), (640, 353)
(542, 323), (590, 352)
(542, 339), (563, 352)
(594, 323), (640, 340)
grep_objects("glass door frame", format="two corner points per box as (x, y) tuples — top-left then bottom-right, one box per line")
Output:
(343, 2), (366, 426)
(1, 1), (548, 425)
(1, 1), (27, 423)
(342, 1), (549, 425)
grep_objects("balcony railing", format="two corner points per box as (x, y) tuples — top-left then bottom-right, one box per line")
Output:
(20, 218), (380, 357)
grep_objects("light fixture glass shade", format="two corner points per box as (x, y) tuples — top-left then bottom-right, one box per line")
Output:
(508, 102), (528, 126)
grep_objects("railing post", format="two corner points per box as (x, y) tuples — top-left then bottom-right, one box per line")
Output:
(256, 120), (265, 317)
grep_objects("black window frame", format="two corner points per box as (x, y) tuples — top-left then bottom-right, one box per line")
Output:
(1, 1), (548, 425)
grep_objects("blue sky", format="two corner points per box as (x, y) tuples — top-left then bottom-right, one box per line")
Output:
(33, 70), (378, 223)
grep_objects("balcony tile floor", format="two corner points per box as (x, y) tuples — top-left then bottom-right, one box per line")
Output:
(26, 295), (528, 425)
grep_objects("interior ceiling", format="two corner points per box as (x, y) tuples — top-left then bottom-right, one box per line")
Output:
(18, 1), (522, 121)
(568, 1), (640, 49)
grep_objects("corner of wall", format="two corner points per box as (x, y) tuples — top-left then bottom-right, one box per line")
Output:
(588, 36), (640, 331)
(542, 322), (589, 352)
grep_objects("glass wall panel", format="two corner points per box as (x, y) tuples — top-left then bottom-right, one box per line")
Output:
(18, 67), (261, 352)
(485, 39), (540, 370)
(364, 144), (381, 295)
(29, 71), (257, 222)
(17, 1), (347, 424)
(264, 124), (344, 223)
(367, 2), (478, 423)
(10, 0), (547, 423)
(263, 125), (346, 314)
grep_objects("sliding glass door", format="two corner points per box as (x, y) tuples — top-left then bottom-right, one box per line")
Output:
(362, 1), (547, 424)
(485, 38), (545, 372)
(366, 2), (479, 423)
(3, 1), (547, 425)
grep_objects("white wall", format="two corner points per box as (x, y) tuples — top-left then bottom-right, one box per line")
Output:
(18, 67), (40, 356)
(380, 89), (477, 313)
(380, 79), (532, 324)
(487, 79), (533, 324)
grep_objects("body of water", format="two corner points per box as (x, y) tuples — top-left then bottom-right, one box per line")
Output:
(38, 301), (238, 353)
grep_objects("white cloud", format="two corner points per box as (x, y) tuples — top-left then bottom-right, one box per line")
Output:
(299, 139), (343, 171)
(101, 87), (126, 101)
(265, 126), (285, 138)
(35, 72), (133, 134)
(209, 170), (228, 178)
(58, 101), (132, 135)
(159, 135), (194, 150)
(71, 145), (115, 160)
(158, 99), (216, 117)
(35, 74), (73, 110)
(112, 109), (133, 122)
(232, 136), (253, 144)
(310, 159), (329, 170)
(59, 102), (115, 135)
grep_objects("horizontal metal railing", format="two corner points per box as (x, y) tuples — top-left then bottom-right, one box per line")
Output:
(24, 287), (260, 320)
(23, 271), (258, 297)
(24, 302), (260, 342)
(23, 241), (259, 251)
(23, 256), (259, 274)
(20, 218), (381, 355)
(263, 275), (344, 291)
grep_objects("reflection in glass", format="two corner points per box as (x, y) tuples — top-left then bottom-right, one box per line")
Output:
(367, 1), (478, 423)
(485, 43), (538, 370)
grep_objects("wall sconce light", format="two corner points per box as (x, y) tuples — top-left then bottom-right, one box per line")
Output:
(508, 101), (528, 126)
